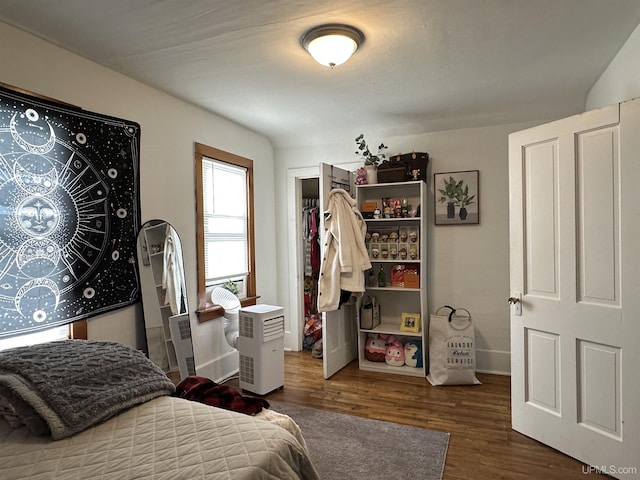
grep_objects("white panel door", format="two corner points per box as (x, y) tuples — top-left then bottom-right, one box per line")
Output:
(509, 100), (640, 478)
(319, 162), (357, 379)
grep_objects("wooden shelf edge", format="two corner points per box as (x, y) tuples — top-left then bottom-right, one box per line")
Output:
(359, 360), (425, 378)
(360, 324), (423, 337)
(365, 217), (421, 222)
(366, 286), (421, 292)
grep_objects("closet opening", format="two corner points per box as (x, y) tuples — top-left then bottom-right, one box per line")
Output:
(300, 178), (322, 358)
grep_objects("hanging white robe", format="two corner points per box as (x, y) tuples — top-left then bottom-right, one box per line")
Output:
(317, 189), (371, 312)
(162, 225), (186, 315)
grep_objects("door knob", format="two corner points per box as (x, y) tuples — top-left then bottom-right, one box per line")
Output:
(508, 292), (522, 316)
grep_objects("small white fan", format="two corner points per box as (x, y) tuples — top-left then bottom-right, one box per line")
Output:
(209, 286), (241, 348)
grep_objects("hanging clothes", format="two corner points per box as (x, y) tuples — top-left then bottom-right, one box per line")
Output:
(303, 207), (312, 277)
(309, 207), (320, 277)
(162, 225), (186, 315)
(303, 276), (317, 317)
(301, 199), (321, 349)
(302, 200), (320, 278)
(317, 188), (371, 312)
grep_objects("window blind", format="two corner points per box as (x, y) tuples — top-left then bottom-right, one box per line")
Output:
(201, 157), (248, 284)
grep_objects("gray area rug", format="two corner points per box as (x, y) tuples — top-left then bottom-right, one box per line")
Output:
(268, 400), (449, 480)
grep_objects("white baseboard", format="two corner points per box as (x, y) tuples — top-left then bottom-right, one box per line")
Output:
(206, 348), (511, 378)
(196, 349), (239, 383)
(476, 349), (511, 375)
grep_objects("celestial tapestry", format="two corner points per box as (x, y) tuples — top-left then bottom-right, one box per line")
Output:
(0, 85), (141, 338)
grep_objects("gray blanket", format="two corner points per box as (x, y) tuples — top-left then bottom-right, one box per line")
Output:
(0, 339), (176, 440)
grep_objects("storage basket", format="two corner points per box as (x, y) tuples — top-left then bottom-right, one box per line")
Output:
(377, 151), (430, 183)
(377, 157), (409, 183)
(394, 152), (430, 182)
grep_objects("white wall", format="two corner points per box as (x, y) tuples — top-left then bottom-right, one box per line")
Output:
(0, 22), (278, 381)
(274, 122), (535, 375)
(587, 23), (640, 110)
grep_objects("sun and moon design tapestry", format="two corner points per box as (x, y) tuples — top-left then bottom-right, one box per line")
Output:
(0, 85), (141, 339)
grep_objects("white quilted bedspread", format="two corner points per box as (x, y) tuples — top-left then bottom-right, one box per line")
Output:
(0, 396), (319, 480)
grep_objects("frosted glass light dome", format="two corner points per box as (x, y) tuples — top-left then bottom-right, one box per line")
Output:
(301, 24), (364, 68)
(307, 34), (358, 67)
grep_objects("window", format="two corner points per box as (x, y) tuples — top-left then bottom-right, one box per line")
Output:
(195, 143), (256, 322)
(0, 325), (68, 352)
(0, 320), (86, 352)
(201, 160), (248, 291)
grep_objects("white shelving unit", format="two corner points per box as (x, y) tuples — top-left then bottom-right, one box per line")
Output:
(356, 180), (428, 378)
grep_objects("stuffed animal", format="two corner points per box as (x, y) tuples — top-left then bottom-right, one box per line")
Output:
(355, 167), (368, 185)
(404, 340), (423, 368)
(365, 334), (387, 362)
(311, 339), (323, 359)
(385, 339), (405, 366)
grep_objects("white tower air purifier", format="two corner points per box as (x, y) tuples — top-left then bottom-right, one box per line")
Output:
(238, 304), (285, 395)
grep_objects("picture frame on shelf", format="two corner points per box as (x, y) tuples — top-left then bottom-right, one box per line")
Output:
(434, 170), (479, 225)
(400, 312), (421, 333)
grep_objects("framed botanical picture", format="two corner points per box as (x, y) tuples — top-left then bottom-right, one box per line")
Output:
(434, 170), (479, 225)
(400, 312), (421, 333)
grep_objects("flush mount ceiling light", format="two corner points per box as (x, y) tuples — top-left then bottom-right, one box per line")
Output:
(301, 24), (365, 68)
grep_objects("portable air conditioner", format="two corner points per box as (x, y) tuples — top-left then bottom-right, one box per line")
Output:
(168, 313), (196, 379)
(238, 304), (285, 395)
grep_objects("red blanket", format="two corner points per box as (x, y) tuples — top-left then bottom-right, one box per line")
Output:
(174, 375), (269, 415)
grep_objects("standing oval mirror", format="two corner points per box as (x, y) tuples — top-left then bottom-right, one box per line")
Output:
(136, 220), (194, 381)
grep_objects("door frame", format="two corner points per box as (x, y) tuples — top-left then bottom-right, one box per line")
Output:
(285, 165), (319, 351)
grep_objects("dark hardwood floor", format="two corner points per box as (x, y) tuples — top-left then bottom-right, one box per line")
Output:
(264, 350), (590, 480)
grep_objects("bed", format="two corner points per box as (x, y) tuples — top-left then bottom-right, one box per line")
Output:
(0, 340), (319, 480)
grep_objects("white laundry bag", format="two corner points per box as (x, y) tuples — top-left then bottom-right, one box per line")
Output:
(427, 305), (481, 386)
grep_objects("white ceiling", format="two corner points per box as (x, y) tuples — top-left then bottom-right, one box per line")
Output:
(1, 0), (640, 148)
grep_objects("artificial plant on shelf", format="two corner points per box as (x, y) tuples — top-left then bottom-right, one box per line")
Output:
(355, 134), (388, 167)
(355, 134), (388, 184)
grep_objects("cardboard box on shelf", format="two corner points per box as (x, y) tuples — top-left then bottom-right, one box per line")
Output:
(404, 266), (420, 289)
(361, 200), (378, 212)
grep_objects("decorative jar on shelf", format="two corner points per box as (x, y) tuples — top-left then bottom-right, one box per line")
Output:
(364, 165), (377, 184)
